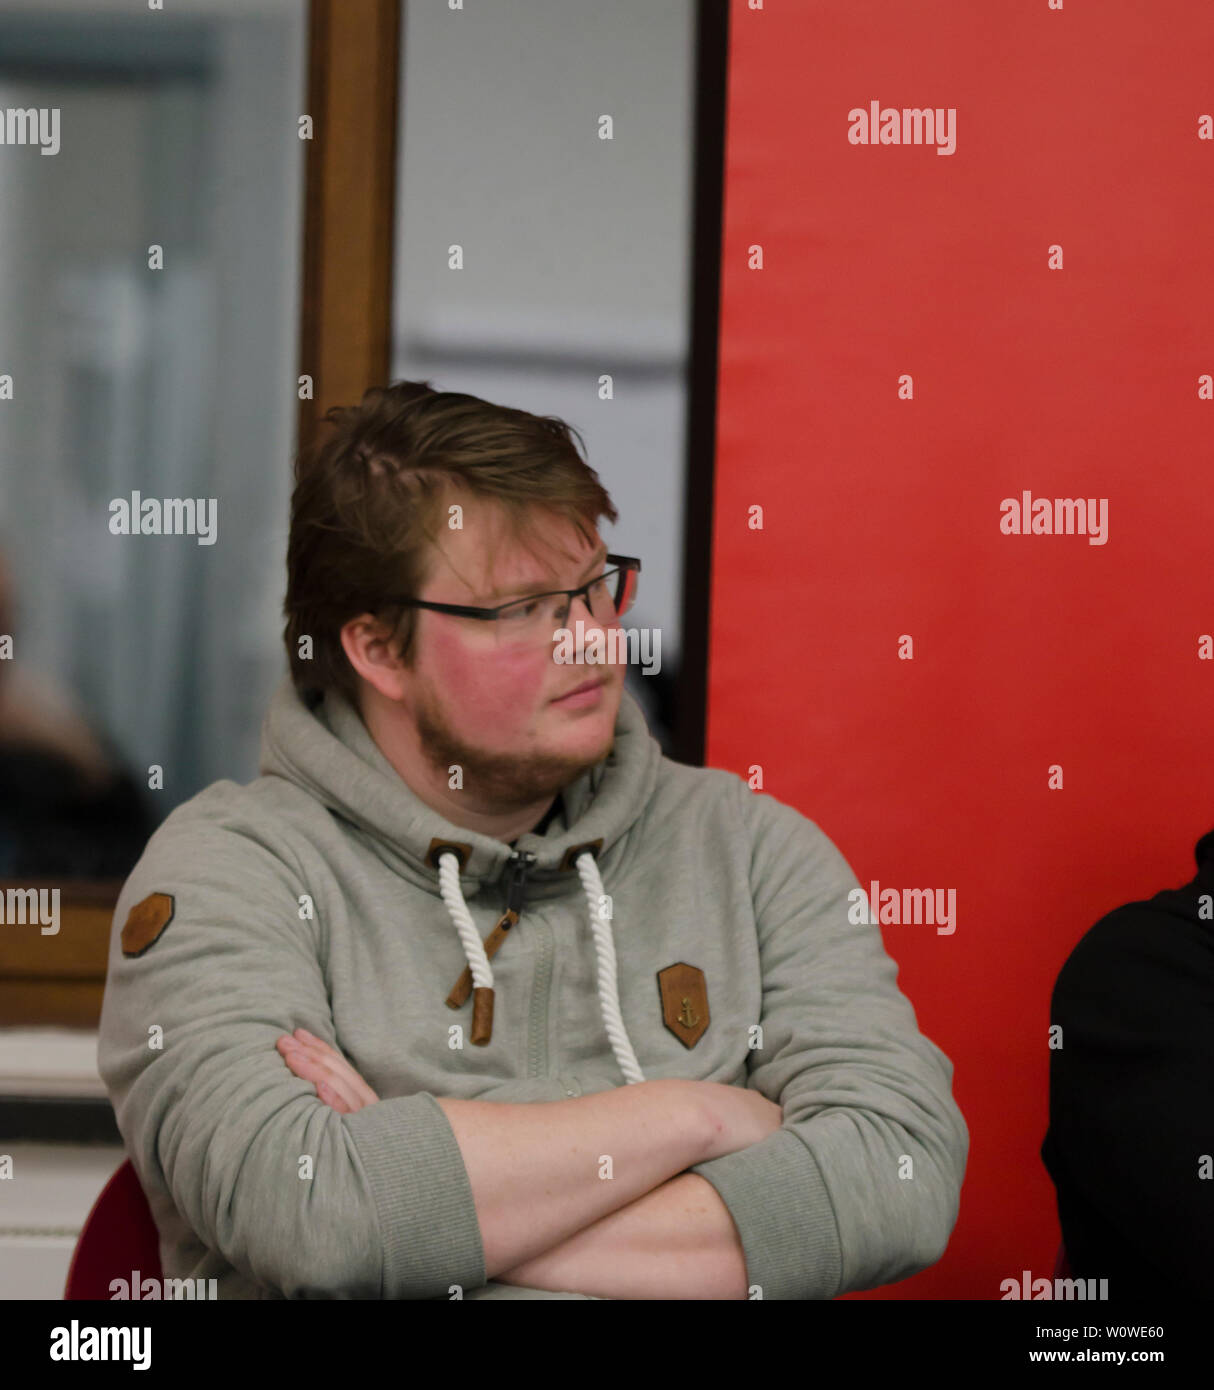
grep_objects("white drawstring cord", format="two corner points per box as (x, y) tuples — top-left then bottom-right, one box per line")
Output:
(437, 851), (493, 989)
(574, 849), (646, 1085)
(437, 846), (646, 1085)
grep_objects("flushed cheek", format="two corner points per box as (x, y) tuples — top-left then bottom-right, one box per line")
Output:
(430, 632), (547, 730)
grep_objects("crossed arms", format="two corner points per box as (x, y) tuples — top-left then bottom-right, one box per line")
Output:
(277, 1029), (749, 1299)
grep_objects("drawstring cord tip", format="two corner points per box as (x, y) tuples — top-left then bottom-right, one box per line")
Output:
(470, 986), (494, 1045)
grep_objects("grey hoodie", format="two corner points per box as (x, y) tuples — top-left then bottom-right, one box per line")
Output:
(97, 673), (968, 1300)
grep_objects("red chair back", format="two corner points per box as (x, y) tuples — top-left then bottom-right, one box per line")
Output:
(63, 1157), (163, 1300)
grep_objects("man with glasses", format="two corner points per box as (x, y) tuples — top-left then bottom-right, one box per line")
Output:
(98, 380), (968, 1302)
(345, 531), (641, 847)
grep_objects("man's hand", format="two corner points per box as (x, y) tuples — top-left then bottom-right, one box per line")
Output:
(276, 1028), (379, 1113)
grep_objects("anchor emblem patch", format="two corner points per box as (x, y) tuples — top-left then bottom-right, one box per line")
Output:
(656, 962), (710, 1049)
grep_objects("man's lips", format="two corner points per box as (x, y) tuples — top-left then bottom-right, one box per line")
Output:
(552, 676), (608, 702)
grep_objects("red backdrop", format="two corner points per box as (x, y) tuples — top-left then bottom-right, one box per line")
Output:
(708, 0), (1214, 1299)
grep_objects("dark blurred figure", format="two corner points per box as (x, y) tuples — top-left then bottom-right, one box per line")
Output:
(0, 548), (156, 878)
(1041, 827), (1214, 1297)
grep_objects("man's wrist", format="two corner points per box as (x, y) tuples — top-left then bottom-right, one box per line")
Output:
(652, 1077), (719, 1167)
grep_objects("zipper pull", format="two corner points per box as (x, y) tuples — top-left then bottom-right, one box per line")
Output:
(445, 849), (537, 1015)
(505, 848), (537, 915)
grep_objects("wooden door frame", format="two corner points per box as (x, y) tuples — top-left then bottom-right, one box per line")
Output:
(297, 0), (402, 454)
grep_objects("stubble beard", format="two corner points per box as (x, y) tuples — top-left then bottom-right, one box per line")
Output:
(412, 682), (614, 809)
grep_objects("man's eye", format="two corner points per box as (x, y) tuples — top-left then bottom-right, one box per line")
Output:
(501, 600), (538, 621)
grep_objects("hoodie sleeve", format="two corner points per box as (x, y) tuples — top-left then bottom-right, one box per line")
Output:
(97, 799), (487, 1299)
(688, 782), (969, 1299)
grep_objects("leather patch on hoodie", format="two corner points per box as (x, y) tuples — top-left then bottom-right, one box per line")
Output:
(121, 892), (175, 957)
(657, 962), (710, 1048)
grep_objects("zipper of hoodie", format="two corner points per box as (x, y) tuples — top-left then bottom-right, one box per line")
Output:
(504, 848), (536, 918)
(504, 849), (553, 1079)
(528, 912), (554, 1080)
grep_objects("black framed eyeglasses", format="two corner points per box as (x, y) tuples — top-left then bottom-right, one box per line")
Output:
(375, 554), (640, 644)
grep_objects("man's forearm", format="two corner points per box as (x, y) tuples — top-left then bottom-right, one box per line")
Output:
(495, 1172), (749, 1299)
(437, 1080), (713, 1278)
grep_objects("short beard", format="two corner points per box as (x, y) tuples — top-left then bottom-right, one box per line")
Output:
(412, 684), (613, 809)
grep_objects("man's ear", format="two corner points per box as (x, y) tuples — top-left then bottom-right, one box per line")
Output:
(339, 613), (412, 702)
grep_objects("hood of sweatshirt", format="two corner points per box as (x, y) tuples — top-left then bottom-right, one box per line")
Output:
(257, 673), (664, 1082)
